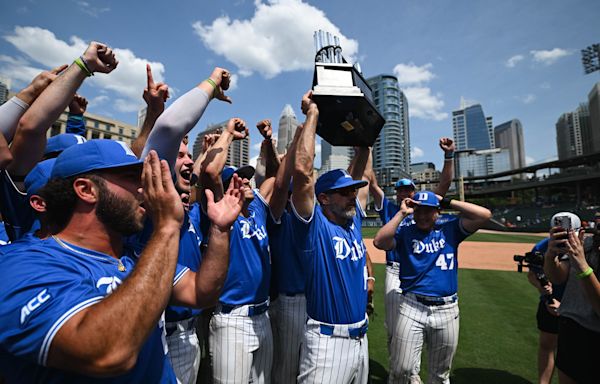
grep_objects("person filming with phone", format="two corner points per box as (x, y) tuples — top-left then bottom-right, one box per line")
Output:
(544, 212), (600, 384)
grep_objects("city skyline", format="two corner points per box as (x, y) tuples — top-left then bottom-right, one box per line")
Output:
(0, 0), (598, 171)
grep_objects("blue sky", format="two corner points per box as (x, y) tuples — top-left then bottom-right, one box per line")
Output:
(1, 0), (598, 170)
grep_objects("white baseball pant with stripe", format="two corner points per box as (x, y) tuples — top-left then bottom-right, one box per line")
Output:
(388, 293), (460, 384)
(269, 294), (307, 383)
(209, 304), (273, 384)
(166, 318), (201, 384)
(385, 261), (402, 348)
(298, 317), (369, 384)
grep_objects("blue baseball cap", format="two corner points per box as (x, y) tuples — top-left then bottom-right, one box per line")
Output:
(45, 134), (87, 156)
(315, 169), (368, 195)
(395, 178), (416, 189)
(413, 190), (440, 208)
(51, 139), (142, 179)
(24, 159), (56, 197)
(221, 165), (255, 184)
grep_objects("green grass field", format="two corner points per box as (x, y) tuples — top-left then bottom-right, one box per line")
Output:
(361, 227), (546, 243)
(368, 265), (553, 383)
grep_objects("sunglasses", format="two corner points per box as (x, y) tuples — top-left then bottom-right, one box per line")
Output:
(327, 187), (357, 197)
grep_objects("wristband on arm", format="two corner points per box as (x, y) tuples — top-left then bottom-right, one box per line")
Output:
(440, 197), (453, 209)
(577, 267), (594, 280)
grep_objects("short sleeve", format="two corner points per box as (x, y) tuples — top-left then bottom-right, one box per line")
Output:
(0, 251), (105, 366)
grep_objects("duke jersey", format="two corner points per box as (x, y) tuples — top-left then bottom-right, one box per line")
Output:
(268, 206), (304, 295)
(125, 203), (207, 322)
(291, 200), (368, 324)
(0, 236), (189, 383)
(0, 170), (35, 241)
(218, 190), (271, 305)
(0, 221), (10, 245)
(394, 216), (471, 297)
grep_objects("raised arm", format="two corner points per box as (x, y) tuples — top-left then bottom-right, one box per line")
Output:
(256, 119), (282, 203)
(65, 94), (88, 136)
(141, 67), (231, 170)
(448, 198), (492, 233)
(364, 149), (385, 210)
(374, 198), (413, 251)
(292, 91), (318, 218)
(8, 42), (117, 177)
(0, 132), (12, 169)
(172, 174), (245, 308)
(131, 64), (169, 157)
(565, 230), (600, 317)
(0, 65), (67, 143)
(199, 118), (248, 205)
(47, 151), (184, 376)
(347, 146), (370, 211)
(270, 124), (303, 220)
(432, 137), (455, 196)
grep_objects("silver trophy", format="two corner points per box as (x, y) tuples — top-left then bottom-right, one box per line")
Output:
(311, 30), (384, 146)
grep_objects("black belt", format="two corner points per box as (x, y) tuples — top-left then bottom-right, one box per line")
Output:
(220, 302), (269, 316)
(411, 293), (457, 306)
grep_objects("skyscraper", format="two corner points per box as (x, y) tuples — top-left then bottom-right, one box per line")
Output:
(494, 119), (526, 170)
(452, 104), (493, 151)
(587, 82), (600, 153)
(366, 74), (410, 188)
(319, 140), (352, 175)
(276, 104), (299, 154)
(556, 103), (589, 160)
(0, 79), (9, 106)
(193, 121), (250, 168)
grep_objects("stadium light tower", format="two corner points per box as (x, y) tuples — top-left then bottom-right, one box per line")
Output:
(581, 43), (600, 74)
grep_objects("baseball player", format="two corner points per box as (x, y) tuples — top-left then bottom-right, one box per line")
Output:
(0, 139), (245, 382)
(363, 139), (455, 350)
(199, 117), (289, 384)
(290, 91), (371, 384)
(374, 191), (491, 383)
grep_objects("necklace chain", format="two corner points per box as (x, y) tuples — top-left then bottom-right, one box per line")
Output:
(52, 235), (126, 272)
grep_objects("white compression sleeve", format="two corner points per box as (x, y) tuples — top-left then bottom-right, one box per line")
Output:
(0, 97), (30, 143)
(141, 87), (210, 170)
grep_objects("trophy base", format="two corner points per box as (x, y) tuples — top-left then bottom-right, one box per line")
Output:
(312, 63), (385, 147)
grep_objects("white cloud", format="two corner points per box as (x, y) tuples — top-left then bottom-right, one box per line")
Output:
(515, 94), (536, 104)
(393, 62), (447, 121)
(526, 156), (535, 165)
(530, 48), (572, 65)
(403, 87), (448, 121)
(393, 63), (435, 86)
(505, 54), (524, 68)
(228, 73), (239, 91)
(192, 0), (358, 78)
(2, 26), (166, 113)
(411, 146), (424, 159)
(249, 155), (259, 168)
(76, 1), (110, 18)
(89, 95), (109, 106)
(540, 82), (551, 90)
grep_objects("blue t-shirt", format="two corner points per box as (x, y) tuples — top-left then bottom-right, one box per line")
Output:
(125, 204), (207, 322)
(0, 236), (188, 383)
(218, 191), (271, 306)
(0, 221), (10, 245)
(291, 199), (368, 324)
(268, 206), (304, 295)
(530, 238), (566, 301)
(394, 216), (471, 297)
(0, 170), (35, 242)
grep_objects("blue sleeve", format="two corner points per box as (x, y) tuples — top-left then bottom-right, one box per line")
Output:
(65, 113), (86, 136)
(445, 216), (471, 244)
(376, 198), (399, 224)
(532, 238), (549, 254)
(289, 200), (315, 253)
(0, 252), (104, 366)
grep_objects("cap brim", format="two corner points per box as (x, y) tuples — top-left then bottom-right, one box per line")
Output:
(235, 165), (255, 180)
(323, 179), (368, 193)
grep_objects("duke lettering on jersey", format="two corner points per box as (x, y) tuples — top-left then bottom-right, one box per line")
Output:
(291, 200), (367, 324)
(394, 216), (471, 297)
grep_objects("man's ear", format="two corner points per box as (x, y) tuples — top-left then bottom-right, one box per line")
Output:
(317, 192), (330, 206)
(73, 177), (99, 204)
(29, 195), (47, 213)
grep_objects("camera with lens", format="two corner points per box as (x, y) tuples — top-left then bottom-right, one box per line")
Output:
(513, 251), (544, 272)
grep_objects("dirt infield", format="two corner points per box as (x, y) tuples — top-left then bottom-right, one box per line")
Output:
(365, 239), (531, 272)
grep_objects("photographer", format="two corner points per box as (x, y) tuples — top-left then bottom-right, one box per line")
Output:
(526, 213), (579, 384)
(544, 214), (600, 384)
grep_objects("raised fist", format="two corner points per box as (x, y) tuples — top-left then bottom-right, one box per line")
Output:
(439, 137), (455, 153)
(207, 67), (232, 104)
(256, 119), (272, 140)
(301, 90), (317, 115)
(69, 94), (88, 115)
(82, 41), (119, 74)
(226, 118), (248, 141)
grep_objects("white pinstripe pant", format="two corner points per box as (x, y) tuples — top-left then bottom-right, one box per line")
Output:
(385, 262), (402, 349)
(166, 318), (201, 384)
(269, 294), (307, 384)
(209, 308), (273, 384)
(388, 294), (459, 384)
(298, 318), (369, 384)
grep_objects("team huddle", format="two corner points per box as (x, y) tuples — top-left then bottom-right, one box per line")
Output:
(0, 41), (496, 384)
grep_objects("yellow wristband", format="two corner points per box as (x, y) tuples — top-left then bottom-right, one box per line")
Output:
(74, 57), (93, 77)
(577, 267), (594, 279)
(205, 78), (217, 96)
